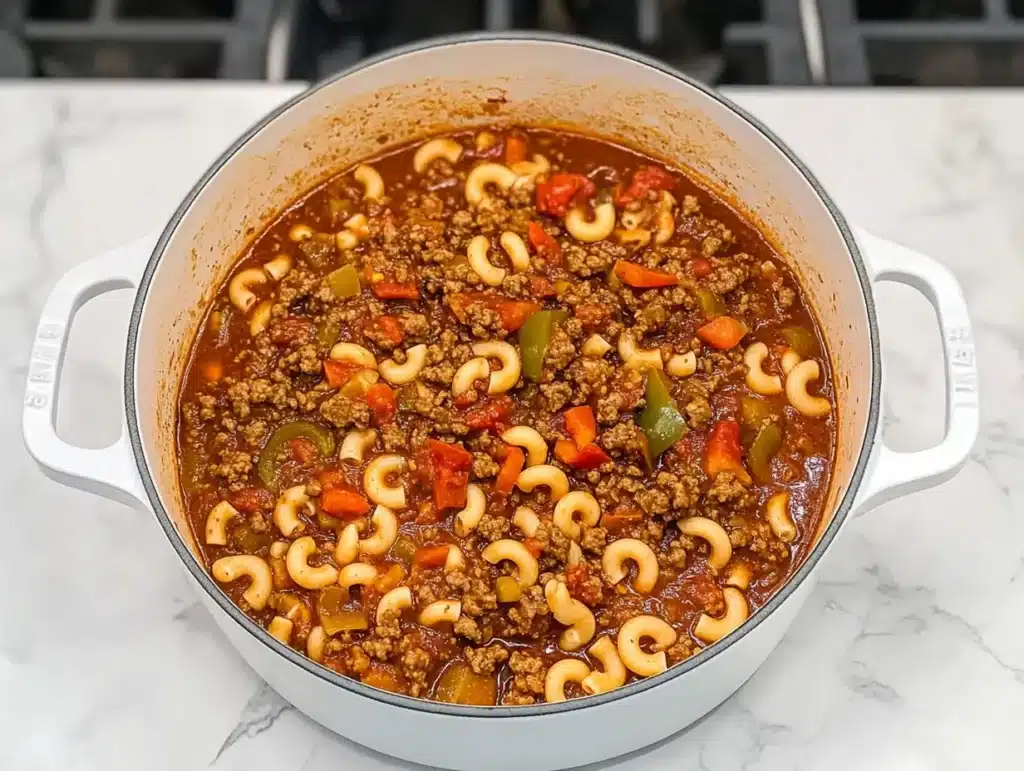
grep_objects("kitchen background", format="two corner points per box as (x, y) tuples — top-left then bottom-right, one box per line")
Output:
(2, 2), (1020, 771)
(4, 0), (1024, 86)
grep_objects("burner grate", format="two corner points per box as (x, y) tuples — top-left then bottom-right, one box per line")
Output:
(819, 0), (1024, 84)
(2, 0), (276, 77)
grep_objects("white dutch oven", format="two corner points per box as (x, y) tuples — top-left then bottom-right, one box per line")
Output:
(23, 34), (979, 771)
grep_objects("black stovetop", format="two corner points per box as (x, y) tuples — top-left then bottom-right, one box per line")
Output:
(3, 0), (1024, 85)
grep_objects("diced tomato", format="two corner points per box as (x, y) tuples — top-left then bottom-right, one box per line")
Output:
(535, 173), (597, 217)
(201, 358), (223, 382)
(494, 446), (525, 497)
(564, 405), (597, 448)
(316, 467), (348, 491)
(617, 165), (677, 205)
(529, 276), (557, 298)
(600, 507), (644, 532)
(269, 317), (314, 346)
(372, 281), (420, 300)
(523, 537), (544, 558)
(689, 258), (713, 279)
(505, 135), (527, 165)
(414, 544), (451, 569)
(565, 564), (602, 606)
(427, 439), (474, 510)
(613, 259), (679, 288)
(372, 315), (405, 346)
(574, 303), (611, 328)
(320, 487), (370, 518)
(450, 292), (541, 332)
(705, 420), (752, 483)
(527, 222), (563, 264)
(323, 359), (363, 388)
(366, 382), (397, 425)
(554, 439), (611, 470)
(289, 437), (318, 465)
(229, 486), (275, 513)
(696, 316), (749, 350)
(463, 395), (514, 431)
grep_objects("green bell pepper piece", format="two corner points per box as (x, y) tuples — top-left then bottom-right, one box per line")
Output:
(519, 309), (568, 382)
(326, 264), (361, 299)
(638, 370), (688, 461)
(257, 420), (336, 488)
(747, 422), (783, 483)
(780, 326), (817, 358)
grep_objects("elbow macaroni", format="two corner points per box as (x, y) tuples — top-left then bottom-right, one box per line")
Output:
(785, 359), (831, 417)
(288, 223), (313, 242)
(565, 201), (616, 243)
(354, 164), (384, 201)
(286, 536), (339, 589)
(268, 616), (294, 645)
(765, 491), (797, 542)
(581, 636), (627, 695)
(379, 344), (427, 385)
(499, 231), (531, 272)
(307, 626), (327, 662)
(544, 659), (591, 703)
(454, 483), (487, 537)
(452, 357), (490, 397)
(472, 341), (521, 393)
(694, 587), (750, 643)
(667, 351), (697, 378)
(516, 464), (570, 502)
(678, 516), (732, 571)
(413, 138), (463, 173)
(618, 332), (663, 371)
(376, 586), (413, 624)
(544, 579), (596, 652)
(482, 539), (539, 587)
(444, 545), (466, 573)
(418, 600), (462, 627)
(553, 490), (601, 540)
(467, 235), (506, 287)
(363, 455), (407, 509)
(653, 192), (676, 245)
(212, 555), (273, 611)
(616, 615), (677, 677)
(263, 253), (292, 282)
(601, 538), (659, 593)
(205, 500), (239, 546)
(339, 428), (377, 464)
(359, 505), (399, 556)
(512, 506), (540, 538)
(500, 425), (547, 467)
(465, 162), (518, 206)
(330, 342), (377, 370)
(273, 485), (312, 537)
(228, 268), (267, 312)
(338, 562), (378, 589)
(333, 523), (360, 567)
(249, 300), (272, 337)
(744, 342), (783, 395)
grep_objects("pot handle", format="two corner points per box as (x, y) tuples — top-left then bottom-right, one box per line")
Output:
(853, 228), (979, 514)
(22, 233), (156, 512)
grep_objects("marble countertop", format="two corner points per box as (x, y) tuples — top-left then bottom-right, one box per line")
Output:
(0, 84), (1017, 771)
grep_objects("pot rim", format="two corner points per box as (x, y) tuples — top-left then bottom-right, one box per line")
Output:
(125, 31), (881, 718)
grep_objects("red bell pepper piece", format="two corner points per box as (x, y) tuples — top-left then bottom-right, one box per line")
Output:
(494, 446), (525, 497)
(366, 382), (397, 425)
(450, 292), (541, 332)
(705, 420), (752, 484)
(554, 439), (611, 470)
(617, 165), (677, 205)
(527, 222), (563, 263)
(696, 316), (749, 350)
(320, 487), (370, 518)
(564, 405), (597, 448)
(536, 173), (597, 217)
(613, 260), (680, 288)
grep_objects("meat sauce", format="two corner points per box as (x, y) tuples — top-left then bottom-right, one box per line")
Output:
(177, 127), (836, 706)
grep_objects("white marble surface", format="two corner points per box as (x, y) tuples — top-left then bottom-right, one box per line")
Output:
(0, 83), (1017, 771)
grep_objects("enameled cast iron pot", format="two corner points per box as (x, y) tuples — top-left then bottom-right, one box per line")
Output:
(23, 34), (980, 771)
